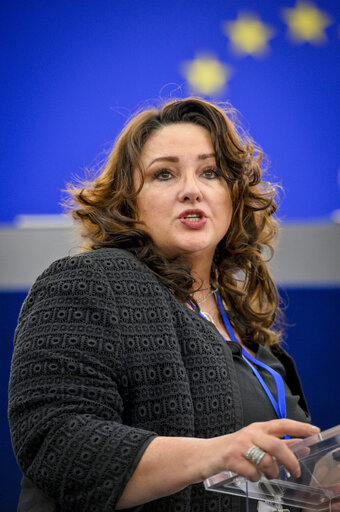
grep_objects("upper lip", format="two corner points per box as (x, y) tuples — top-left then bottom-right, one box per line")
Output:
(179, 209), (206, 219)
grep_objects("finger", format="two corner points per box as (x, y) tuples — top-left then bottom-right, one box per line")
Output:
(232, 458), (262, 483)
(256, 453), (279, 480)
(284, 439), (311, 460)
(261, 419), (320, 439)
(243, 444), (279, 480)
(283, 438), (303, 446)
(252, 434), (301, 478)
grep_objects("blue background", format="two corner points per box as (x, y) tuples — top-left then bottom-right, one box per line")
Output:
(1, 0), (339, 223)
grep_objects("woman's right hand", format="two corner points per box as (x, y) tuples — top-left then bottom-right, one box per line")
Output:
(198, 419), (320, 483)
(116, 420), (320, 509)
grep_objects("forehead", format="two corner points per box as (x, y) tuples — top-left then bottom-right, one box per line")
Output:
(140, 123), (214, 160)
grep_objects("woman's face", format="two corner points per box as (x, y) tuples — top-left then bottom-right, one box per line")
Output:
(134, 123), (233, 263)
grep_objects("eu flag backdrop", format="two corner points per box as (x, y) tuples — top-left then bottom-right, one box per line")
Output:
(1, 0), (339, 223)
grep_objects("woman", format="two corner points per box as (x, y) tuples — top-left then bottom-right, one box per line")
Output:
(9, 98), (318, 511)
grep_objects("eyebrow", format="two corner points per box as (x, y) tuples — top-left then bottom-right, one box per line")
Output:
(147, 153), (216, 169)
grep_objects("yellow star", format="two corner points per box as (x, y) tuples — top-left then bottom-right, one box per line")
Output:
(182, 54), (232, 96)
(223, 13), (275, 57)
(282, 1), (332, 44)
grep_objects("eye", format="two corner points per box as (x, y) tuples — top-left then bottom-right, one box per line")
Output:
(153, 169), (173, 181)
(202, 167), (220, 179)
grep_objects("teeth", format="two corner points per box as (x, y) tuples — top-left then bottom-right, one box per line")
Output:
(184, 214), (201, 220)
(184, 214), (201, 222)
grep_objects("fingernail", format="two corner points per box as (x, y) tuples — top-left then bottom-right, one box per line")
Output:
(310, 425), (320, 433)
(294, 467), (301, 478)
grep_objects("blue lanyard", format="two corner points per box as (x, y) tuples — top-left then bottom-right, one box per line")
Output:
(214, 292), (287, 420)
(190, 293), (287, 421)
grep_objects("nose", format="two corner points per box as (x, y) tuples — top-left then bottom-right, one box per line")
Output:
(178, 173), (203, 203)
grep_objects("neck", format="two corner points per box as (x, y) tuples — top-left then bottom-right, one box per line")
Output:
(186, 254), (214, 302)
(187, 250), (213, 284)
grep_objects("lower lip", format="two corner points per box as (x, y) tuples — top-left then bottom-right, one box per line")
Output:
(179, 217), (207, 229)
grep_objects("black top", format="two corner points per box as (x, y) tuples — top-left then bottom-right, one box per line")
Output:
(229, 340), (311, 426)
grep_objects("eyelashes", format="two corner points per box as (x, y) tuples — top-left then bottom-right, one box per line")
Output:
(152, 167), (222, 181)
(202, 168), (222, 179)
(152, 169), (173, 181)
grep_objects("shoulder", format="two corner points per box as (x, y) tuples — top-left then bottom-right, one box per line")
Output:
(18, 248), (172, 338)
(23, 248), (168, 316)
(37, 248), (157, 285)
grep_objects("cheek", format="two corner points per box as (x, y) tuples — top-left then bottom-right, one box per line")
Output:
(214, 191), (233, 230)
(215, 188), (232, 211)
(224, 187), (233, 212)
(137, 191), (169, 225)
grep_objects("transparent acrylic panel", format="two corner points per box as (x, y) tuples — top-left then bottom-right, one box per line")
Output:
(204, 425), (340, 510)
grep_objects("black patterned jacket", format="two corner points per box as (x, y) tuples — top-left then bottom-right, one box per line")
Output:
(8, 248), (309, 512)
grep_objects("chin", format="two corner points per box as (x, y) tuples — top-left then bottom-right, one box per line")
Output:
(157, 234), (217, 261)
(175, 243), (216, 260)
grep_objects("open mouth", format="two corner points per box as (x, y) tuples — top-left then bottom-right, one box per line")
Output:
(179, 210), (207, 228)
(183, 213), (202, 222)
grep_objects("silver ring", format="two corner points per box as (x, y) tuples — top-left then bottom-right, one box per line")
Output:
(246, 445), (266, 466)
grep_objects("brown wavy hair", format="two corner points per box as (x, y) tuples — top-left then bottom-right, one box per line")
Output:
(65, 97), (282, 347)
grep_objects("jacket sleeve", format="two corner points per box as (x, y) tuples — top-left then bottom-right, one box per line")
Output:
(8, 254), (157, 511)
